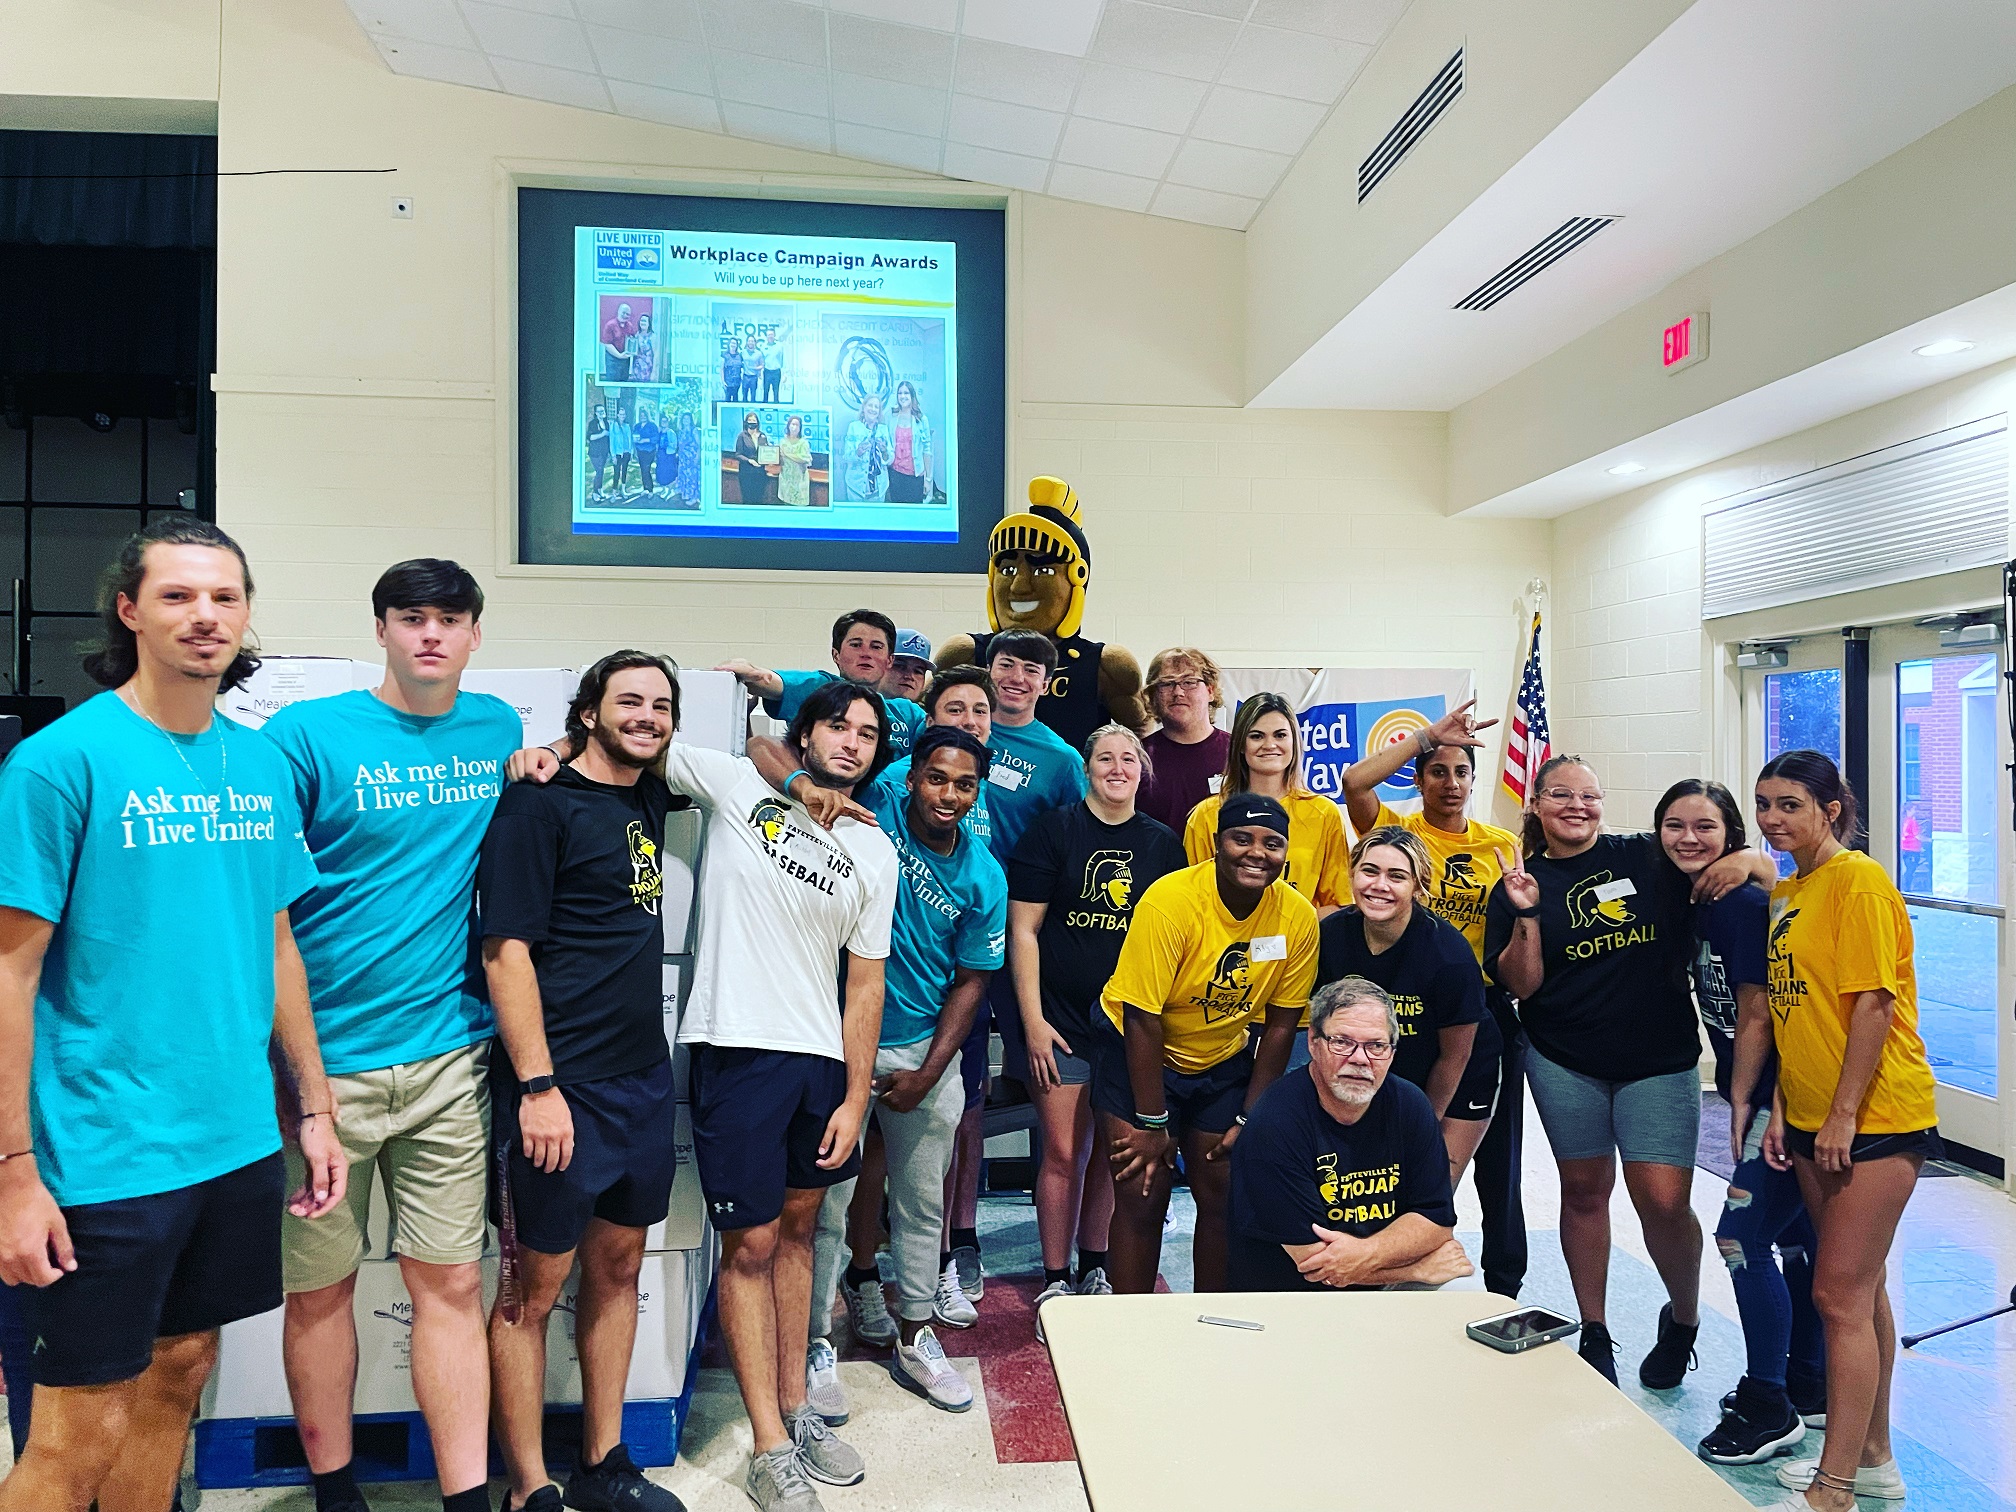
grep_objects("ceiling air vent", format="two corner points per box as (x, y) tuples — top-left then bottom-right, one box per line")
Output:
(1453, 215), (1620, 311)
(1358, 47), (1463, 203)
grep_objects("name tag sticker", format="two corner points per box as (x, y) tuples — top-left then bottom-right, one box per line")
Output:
(989, 766), (1024, 791)
(1207, 774), (1224, 794)
(1250, 934), (1288, 962)
(1593, 877), (1637, 902)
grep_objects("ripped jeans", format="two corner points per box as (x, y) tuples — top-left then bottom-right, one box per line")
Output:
(1717, 1110), (1825, 1391)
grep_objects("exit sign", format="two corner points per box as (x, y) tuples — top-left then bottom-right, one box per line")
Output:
(1663, 311), (1708, 371)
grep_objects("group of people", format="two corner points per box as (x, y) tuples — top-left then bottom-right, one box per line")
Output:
(585, 398), (701, 505)
(598, 302), (658, 385)
(838, 383), (932, 504)
(729, 412), (817, 508)
(722, 333), (786, 404)
(0, 522), (1944, 1512)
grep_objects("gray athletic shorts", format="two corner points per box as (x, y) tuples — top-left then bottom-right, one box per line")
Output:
(1525, 1045), (1700, 1168)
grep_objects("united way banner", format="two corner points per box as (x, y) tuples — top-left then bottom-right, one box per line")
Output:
(1215, 668), (1476, 816)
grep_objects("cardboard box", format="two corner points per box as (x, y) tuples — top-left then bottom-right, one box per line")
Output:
(543, 1249), (708, 1405)
(644, 1104), (706, 1253)
(662, 964), (690, 1100)
(220, 656), (376, 729)
(671, 669), (745, 755)
(461, 667), (576, 749)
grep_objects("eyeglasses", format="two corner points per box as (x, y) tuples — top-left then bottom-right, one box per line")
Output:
(1151, 676), (1209, 693)
(1313, 1034), (1395, 1061)
(1538, 788), (1605, 805)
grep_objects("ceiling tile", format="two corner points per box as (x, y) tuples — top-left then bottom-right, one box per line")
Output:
(697, 0), (829, 68)
(827, 14), (956, 88)
(461, 0), (573, 14)
(1046, 162), (1156, 213)
(1190, 83), (1325, 153)
(352, 0), (475, 50)
(1218, 25), (1371, 103)
(488, 56), (614, 110)
(572, 0), (706, 41)
(942, 141), (1050, 191)
(375, 37), (501, 88)
(606, 78), (721, 130)
(1072, 61), (1206, 133)
(1152, 0), (1248, 16)
(712, 49), (831, 113)
(1248, 0), (1406, 46)
(830, 0), (958, 33)
(720, 99), (834, 154)
(460, 2), (595, 69)
(835, 120), (945, 173)
(1167, 136), (1289, 196)
(961, 0), (1105, 58)
(1086, 2), (1237, 83)
(1151, 182), (1259, 228)
(1057, 115), (1179, 178)
(832, 71), (948, 137)
(947, 93), (1066, 156)
(951, 38), (1081, 111)
(587, 25), (713, 93)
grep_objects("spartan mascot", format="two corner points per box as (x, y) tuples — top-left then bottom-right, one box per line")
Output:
(936, 476), (1148, 749)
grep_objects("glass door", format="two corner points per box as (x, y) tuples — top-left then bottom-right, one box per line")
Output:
(1869, 623), (2006, 1155)
(1738, 634), (1845, 879)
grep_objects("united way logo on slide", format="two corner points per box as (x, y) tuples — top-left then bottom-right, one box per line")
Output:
(593, 230), (664, 283)
(1360, 697), (1446, 802)
(1297, 703), (1356, 798)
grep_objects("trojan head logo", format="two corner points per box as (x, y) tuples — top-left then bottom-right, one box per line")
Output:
(1080, 850), (1135, 911)
(1208, 942), (1251, 996)
(1317, 1162), (1343, 1208)
(749, 796), (791, 854)
(1566, 873), (1634, 930)
(1441, 851), (1481, 899)
(1768, 907), (1801, 962)
(625, 820), (662, 915)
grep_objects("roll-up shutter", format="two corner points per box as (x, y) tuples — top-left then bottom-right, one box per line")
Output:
(1702, 416), (2008, 619)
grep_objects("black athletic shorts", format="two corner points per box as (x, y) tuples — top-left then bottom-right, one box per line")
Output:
(689, 1044), (860, 1230)
(494, 1058), (678, 1256)
(1443, 1012), (1506, 1123)
(22, 1152), (284, 1388)
(1087, 1013), (1253, 1137)
(1783, 1124), (1943, 1165)
(959, 1000), (994, 1109)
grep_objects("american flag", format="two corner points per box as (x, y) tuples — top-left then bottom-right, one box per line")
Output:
(1501, 612), (1552, 804)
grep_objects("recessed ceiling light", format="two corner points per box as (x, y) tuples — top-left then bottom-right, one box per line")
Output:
(1606, 461), (1646, 476)
(1914, 339), (1975, 357)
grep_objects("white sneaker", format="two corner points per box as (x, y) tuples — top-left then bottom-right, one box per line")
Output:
(1032, 1278), (1074, 1344)
(844, 1277), (898, 1348)
(804, 1337), (848, 1426)
(890, 1326), (973, 1412)
(933, 1258), (978, 1328)
(950, 1244), (985, 1298)
(1076, 1266), (1113, 1295)
(1775, 1454), (1906, 1499)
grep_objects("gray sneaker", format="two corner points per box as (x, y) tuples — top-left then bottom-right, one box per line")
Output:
(745, 1444), (823, 1512)
(950, 1243), (984, 1299)
(804, 1336), (849, 1426)
(1076, 1266), (1113, 1295)
(890, 1325), (974, 1412)
(786, 1403), (865, 1487)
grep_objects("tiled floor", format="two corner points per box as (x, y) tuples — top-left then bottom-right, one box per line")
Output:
(5, 1094), (2013, 1510)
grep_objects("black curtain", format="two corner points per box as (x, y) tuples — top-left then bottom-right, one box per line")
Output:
(0, 130), (215, 248)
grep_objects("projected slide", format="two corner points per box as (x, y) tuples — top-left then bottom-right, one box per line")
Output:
(573, 226), (958, 544)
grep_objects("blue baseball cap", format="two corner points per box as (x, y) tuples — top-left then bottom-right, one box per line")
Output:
(893, 629), (933, 666)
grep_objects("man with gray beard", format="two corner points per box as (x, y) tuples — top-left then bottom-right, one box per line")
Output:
(1227, 977), (1473, 1292)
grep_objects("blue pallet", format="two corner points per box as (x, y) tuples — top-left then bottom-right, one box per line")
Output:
(196, 1282), (715, 1489)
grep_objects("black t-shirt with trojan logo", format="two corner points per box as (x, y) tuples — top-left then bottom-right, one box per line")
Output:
(478, 766), (689, 1083)
(1317, 906), (1487, 1094)
(1482, 832), (1696, 1082)
(1007, 803), (1185, 1041)
(1228, 1071), (1456, 1292)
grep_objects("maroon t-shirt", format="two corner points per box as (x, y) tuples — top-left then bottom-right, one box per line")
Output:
(1138, 726), (1230, 834)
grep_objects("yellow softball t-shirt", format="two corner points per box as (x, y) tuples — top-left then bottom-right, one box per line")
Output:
(1101, 862), (1320, 1074)
(1182, 790), (1350, 912)
(1368, 802), (1520, 968)
(1768, 848), (1937, 1135)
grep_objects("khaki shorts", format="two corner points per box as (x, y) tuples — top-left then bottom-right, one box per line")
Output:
(282, 1041), (491, 1292)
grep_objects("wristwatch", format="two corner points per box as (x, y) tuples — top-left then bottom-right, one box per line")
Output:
(519, 1075), (558, 1096)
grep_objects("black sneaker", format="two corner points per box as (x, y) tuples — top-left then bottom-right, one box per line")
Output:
(1786, 1371), (1828, 1427)
(563, 1445), (687, 1512)
(502, 1489), (564, 1512)
(1638, 1303), (1699, 1389)
(1577, 1320), (1618, 1385)
(1699, 1379), (1806, 1464)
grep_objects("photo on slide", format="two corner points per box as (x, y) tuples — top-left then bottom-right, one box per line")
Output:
(823, 313), (945, 505)
(582, 376), (705, 511)
(596, 294), (671, 384)
(712, 302), (795, 407)
(717, 402), (831, 509)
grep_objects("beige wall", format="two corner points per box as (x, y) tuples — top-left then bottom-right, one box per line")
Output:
(0, 0), (219, 125)
(1548, 352), (2016, 829)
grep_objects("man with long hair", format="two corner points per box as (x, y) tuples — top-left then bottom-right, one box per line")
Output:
(0, 517), (345, 1512)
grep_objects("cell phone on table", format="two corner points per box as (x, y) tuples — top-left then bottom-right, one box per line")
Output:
(1465, 1306), (1579, 1353)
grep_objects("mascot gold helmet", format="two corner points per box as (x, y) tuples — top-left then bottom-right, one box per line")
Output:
(987, 476), (1092, 640)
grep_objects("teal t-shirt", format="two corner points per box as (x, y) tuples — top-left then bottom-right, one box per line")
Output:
(262, 688), (524, 1074)
(982, 716), (1087, 867)
(859, 783), (1006, 1047)
(0, 692), (318, 1205)
(871, 753), (992, 853)
(765, 670), (924, 759)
